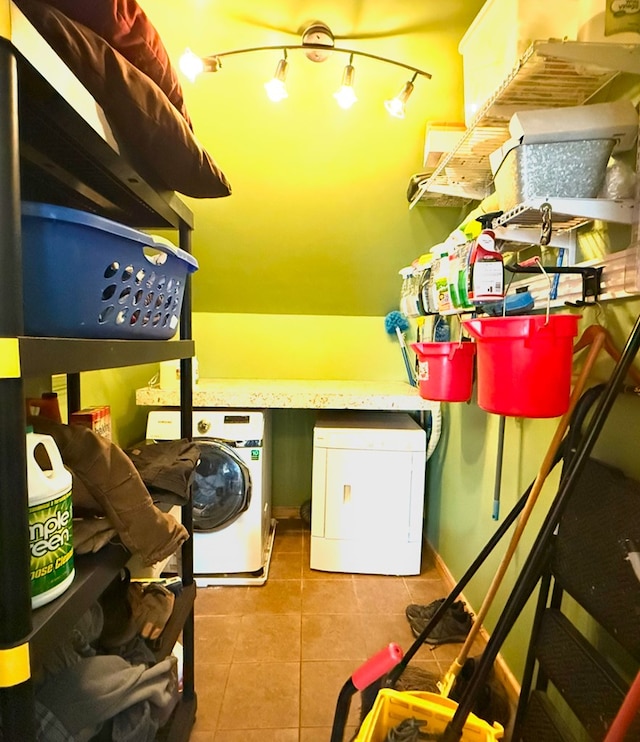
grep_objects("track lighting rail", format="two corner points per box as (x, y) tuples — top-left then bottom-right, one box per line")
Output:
(181, 20), (432, 117)
(198, 43), (432, 79)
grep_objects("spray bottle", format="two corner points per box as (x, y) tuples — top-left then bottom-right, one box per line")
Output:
(466, 212), (504, 305)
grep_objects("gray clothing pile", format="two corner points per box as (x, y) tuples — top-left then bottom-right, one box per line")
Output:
(34, 603), (179, 741)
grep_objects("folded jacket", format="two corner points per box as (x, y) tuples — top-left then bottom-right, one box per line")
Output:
(125, 439), (200, 506)
(29, 417), (188, 566)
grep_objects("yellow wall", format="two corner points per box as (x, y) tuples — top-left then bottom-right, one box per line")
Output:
(141, 0), (479, 316)
(192, 310), (426, 509)
(193, 311), (419, 381)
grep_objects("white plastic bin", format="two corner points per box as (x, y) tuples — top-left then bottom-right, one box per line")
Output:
(492, 138), (614, 213)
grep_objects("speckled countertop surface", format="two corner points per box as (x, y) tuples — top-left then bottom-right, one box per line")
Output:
(136, 378), (437, 411)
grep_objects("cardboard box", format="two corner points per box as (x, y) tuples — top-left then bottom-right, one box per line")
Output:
(70, 406), (112, 440)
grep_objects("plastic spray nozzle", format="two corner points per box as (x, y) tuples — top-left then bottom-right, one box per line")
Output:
(475, 211), (503, 230)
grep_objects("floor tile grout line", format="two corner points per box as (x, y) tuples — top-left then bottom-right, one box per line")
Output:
(192, 521), (457, 739)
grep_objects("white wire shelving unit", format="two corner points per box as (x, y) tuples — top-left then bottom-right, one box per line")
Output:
(409, 40), (639, 225)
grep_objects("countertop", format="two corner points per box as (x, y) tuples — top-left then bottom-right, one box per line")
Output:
(136, 378), (438, 411)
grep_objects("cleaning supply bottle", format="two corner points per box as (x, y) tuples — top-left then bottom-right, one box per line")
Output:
(444, 230), (470, 312)
(456, 240), (475, 311)
(419, 258), (435, 315)
(433, 315), (451, 343)
(26, 427), (75, 608)
(433, 245), (455, 315)
(26, 392), (62, 423)
(398, 267), (415, 318)
(466, 213), (504, 305)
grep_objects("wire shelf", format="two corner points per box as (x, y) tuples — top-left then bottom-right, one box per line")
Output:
(410, 40), (624, 209)
(495, 197), (635, 230)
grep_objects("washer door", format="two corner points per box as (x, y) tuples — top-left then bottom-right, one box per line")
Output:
(192, 439), (252, 532)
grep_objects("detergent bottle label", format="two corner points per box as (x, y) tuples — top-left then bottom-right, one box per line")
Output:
(470, 260), (504, 302)
(29, 489), (74, 606)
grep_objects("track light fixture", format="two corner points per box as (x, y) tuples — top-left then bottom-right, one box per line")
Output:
(384, 72), (418, 119)
(264, 51), (289, 102)
(179, 21), (431, 117)
(333, 53), (357, 110)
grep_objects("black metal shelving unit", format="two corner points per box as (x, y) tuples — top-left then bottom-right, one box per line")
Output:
(0, 4), (197, 739)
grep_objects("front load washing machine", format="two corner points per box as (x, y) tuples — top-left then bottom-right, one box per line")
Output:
(146, 409), (275, 586)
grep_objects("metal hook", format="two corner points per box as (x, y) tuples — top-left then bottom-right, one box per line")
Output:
(540, 202), (552, 246)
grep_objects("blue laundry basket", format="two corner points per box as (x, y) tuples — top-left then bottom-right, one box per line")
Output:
(21, 202), (198, 339)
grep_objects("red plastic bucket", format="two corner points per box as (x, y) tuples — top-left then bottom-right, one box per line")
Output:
(411, 342), (476, 402)
(462, 314), (580, 418)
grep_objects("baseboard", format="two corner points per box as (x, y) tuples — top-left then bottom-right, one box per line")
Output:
(273, 506), (302, 520)
(425, 540), (520, 739)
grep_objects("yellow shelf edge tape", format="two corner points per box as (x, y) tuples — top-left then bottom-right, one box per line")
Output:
(0, 0), (12, 42)
(0, 338), (21, 378)
(0, 643), (31, 687)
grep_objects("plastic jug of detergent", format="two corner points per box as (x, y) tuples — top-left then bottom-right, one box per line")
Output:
(26, 428), (74, 608)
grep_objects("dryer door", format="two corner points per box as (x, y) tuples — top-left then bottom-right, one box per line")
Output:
(192, 439), (252, 532)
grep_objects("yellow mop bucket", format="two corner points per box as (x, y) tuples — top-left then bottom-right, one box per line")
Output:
(355, 689), (504, 742)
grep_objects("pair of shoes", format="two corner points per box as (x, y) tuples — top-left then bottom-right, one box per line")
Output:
(405, 598), (473, 644)
(405, 597), (465, 622)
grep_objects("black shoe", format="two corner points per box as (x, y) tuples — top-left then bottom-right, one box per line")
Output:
(405, 599), (473, 644)
(405, 598), (466, 623)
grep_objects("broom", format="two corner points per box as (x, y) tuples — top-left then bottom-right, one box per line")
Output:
(438, 327), (606, 698)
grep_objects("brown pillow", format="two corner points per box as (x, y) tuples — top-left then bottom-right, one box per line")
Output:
(38, 0), (193, 129)
(17, 0), (231, 198)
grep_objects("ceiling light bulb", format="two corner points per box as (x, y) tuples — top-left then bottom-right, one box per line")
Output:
(384, 75), (417, 119)
(179, 48), (205, 83)
(333, 62), (357, 110)
(334, 85), (358, 109)
(264, 56), (289, 102)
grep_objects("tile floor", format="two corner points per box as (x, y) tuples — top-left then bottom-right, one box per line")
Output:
(188, 519), (488, 741)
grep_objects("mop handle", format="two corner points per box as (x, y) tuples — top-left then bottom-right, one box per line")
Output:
(395, 326), (417, 387)
(330, 644), (403, 742)
(440, 329), (606, 697)
(352, 643), (403, 690)
(492, 416), (506, 520)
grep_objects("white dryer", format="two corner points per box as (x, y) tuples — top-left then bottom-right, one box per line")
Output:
(146, 409), (275, 586)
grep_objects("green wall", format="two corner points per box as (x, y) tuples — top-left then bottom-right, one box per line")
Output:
(426, 301), (640, 682)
